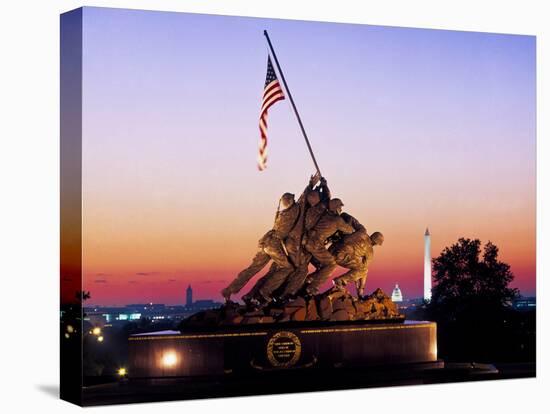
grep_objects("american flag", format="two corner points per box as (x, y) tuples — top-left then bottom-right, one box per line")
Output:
(258, 56), (285, 171)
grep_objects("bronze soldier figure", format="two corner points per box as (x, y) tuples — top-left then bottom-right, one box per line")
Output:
(329, 213), (384, 298)
(354, 232), (384, 297)
(302, 198), (354, 295)
(354, 231), (384, 297)
(242, 173), (328, 304)
(279, 177), (331, 298)
(220, 191), (299, 301)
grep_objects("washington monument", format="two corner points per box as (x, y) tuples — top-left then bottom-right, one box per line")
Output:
(424, 228), (432, 302)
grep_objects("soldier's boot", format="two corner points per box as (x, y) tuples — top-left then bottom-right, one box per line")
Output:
(221, 287), (232, 302)
(245, 263), (277, 303)
(304, 279), (319, 297)
(244, 297), (262, 311)
(255, 294), (274, 310)
(242, 292), (254, 306)
(258, 268), (293, 301)
(279, 295), (293, 305)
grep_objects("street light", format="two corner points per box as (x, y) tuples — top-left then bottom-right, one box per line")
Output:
(161, 351), (178, 368)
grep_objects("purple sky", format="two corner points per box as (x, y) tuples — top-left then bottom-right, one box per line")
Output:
(77, 7), (536, 304)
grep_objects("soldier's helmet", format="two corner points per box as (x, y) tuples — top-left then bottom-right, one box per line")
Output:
(280, 192), (295, 209)
(328, 198), (344, 213)
(370, 232), (384, 246)
(306, 190), (321, 206)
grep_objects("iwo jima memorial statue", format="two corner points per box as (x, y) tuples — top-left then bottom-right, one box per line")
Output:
(128, 32), (438, 382)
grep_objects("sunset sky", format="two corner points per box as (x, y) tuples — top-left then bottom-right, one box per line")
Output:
(76, 7), (535, 306)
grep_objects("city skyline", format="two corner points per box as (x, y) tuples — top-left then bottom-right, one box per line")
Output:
(81, 223), (533, 306)
(79, 228), (538, 306)
(67, 7), (536, 306)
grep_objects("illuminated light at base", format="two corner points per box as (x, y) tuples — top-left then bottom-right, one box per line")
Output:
(431, 340), (438, 360)
(97, 335), (104, 342)
(66, 325), (74, 333)
(161, 351), (178, 368)
(118, 367), (127, 377)
(92, 327), (101, 336)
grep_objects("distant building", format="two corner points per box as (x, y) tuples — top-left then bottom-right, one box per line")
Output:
(186, 285), (193, 307)
(83, 294), (224, 328)
(513, 297), (536, 311)
(424, 227), (432, 302)
(397, 297), (425, 317)
(126, 303), (165, 311)
(391, 284), (403, 302)
(84, 304), (195, 325)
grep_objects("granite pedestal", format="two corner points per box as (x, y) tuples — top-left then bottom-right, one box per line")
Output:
(128, 320), (437, 378)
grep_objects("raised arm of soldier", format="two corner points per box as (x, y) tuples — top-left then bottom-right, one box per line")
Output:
(330, 200), (354, 235)
(297, 172), (321, 204)
(337, 217), (354, 235)
(319, 176), (331, 204)
(340, 212), (366, 233)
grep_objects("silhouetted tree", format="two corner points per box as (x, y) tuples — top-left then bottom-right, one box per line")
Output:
(430, 238), (518, 315)
(425, 238), (524, 362)
(75, 290), (91, 303)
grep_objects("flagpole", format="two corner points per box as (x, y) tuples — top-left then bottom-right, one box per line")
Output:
(263, 30), (322, 177)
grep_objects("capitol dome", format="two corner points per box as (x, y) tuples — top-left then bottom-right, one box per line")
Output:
(391, 284), (403, 302)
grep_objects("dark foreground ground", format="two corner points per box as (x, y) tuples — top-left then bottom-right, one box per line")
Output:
(80, 361), (535, 406)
